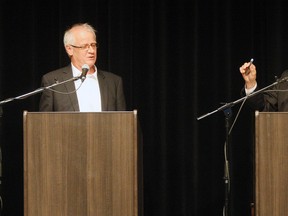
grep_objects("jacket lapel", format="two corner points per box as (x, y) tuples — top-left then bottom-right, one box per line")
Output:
(62, 66), (80, 111)
(98, 70), (108, 111)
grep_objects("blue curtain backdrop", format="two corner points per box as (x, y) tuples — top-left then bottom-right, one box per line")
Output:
(1, 0), (288, 215)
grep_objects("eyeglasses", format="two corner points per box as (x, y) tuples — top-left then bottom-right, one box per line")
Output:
(70, 43), (98, 50)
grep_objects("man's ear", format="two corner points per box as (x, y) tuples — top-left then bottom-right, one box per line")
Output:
(65, 45), (73, 57)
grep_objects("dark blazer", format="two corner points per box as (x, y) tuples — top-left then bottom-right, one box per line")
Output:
(241, 69), (288, 112)
(39, 65), (126, 111)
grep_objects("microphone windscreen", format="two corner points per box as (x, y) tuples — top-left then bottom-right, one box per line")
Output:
(82, 64), (89, 71)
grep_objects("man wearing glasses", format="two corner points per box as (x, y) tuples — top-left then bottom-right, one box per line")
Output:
(39, 23), (126, 112)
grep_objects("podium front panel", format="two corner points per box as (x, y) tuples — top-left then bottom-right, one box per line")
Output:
(23, 111), (141, 216)
(255, 112), (288, 216)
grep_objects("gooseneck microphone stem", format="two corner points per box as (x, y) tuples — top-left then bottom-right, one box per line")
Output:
(0, 75), (82, 106)
(197, 76), (288, 120)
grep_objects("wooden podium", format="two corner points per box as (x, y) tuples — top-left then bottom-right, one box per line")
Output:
(23, 111), (143, 216)
(255, 111), (288, 216)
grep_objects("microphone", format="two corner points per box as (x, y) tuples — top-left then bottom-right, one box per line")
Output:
(244, 58), (254, 75)
(81, 64), (89, 81)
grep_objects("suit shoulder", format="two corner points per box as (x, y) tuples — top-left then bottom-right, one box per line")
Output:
(281, 69), (288, 77)
(98, 69), (122, 80)
(42, 65), (71, 77)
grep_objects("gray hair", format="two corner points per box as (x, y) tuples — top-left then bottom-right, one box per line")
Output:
(63, 23), (97, 46)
